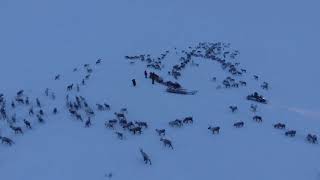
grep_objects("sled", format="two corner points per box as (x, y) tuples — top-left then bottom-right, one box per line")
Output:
(166, 87), (198, 95)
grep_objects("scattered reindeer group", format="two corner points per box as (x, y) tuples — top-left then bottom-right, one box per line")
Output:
(0, 43), (318, 171)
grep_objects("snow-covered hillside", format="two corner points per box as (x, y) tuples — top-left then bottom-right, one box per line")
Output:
(0, 1), (319, 180)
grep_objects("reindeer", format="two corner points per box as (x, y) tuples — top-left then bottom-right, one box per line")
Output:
(85, 108), (95, 116)
(261, 82), (269, 90)
(119, 119), (127, 126)
(85, 118), (92, 127)
(104, 104), (111, 110)
(155, 129), (166, 136)
(53, 108), (58, 114)
(254, 75), (259, 80)
(17, 90), (24, 96)
(37, 115), (44, 123)
(274, 123), (286, 129)
(239, 81), (247, 86)
(130, 126), (142, 134)
(115, 132), (124, 140)
(96, 59), (102, 64)
(69, 109), (77, 115)
(169, 119), (183, 127)
(76, 84), (80, 92)
(55, 74), (60, 80)
(29, 107), (34, 116)
(105, 122), (115, 129)
(87, 68), (93, 74)
(39, 109), (44, 116)
(140, 148), (152, 165)
(115, 112), (126, 121)
(24, 119), (32, 129)
(135, 121), (148, 128)
(76, 114), (83, 121)
(96, 104), (105, 111)
(15, 97), (24, 104)
(25, 97), (30, 105)
(11, 115), (17, 123)
(306, 134), (317, 144)
(229, 106), (238, 113)
(232, 83), (239, 88)
(285, 130), (296, 137)
(45, 88), (49, 96)
(67, 84), (74, 91)
(250, 104), (257, 112)
(36, 98), (41, 108)
(253, 115), (263, 123)
(122, 121), (134, 130)
(183, 117), (193, 124)
(10, 125), (23, 134)
(120, 108), (127, 114)
(11, 101), (15, 108)
(208, 126), (220, 134)
(0, 137), (14, 146)
(234, 121), (244, 128)
(108, 119), (118, 124)
(51, 93), (56, 100)
(160, 138), (174, 149)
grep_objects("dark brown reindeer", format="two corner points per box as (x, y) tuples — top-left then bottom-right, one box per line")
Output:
(250, 104), (257, 112)
(115, 112), (126, 121)
(183, 117), (193, 124)
(253, 115), (263, 123)
(96, 59), (102, 64)
(105, 121), (115, 129)
(274, 123), (286, 129)
(54, 74), (60, 80)
(130, 126), (142, 134)
(24, 119), (32, 129)
(229, 106), (238, 113)
(140, 148), (152, 165)
(234, 121), (244, 128)
(0, 136), (14, 146)
(155, 129), (166, 136)
(135, 121), (148, 128)
(306, 134), (317, 144)
(67, 84), (74, 91)
(169, 119), (183, 127)
(208, 126), (220, 134)
(285, 130), (296, 137)
(239, 81), (247, 86)
(115, 132), (124, 140)
(160, 138), (174, 149)
(10, 125), (23, 134)
(85, 118), (92, 127)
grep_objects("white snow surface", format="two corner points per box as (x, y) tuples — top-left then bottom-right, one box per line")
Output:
(0, 0), (319, 180)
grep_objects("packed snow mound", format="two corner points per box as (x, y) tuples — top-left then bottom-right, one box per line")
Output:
(0, 42), (319, 180)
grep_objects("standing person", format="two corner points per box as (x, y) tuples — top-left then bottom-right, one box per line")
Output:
(132, 79), (137, 87)
(144, 70), (148, 78)
(150, 72), (155, 84)
(152, 76), (155, 84)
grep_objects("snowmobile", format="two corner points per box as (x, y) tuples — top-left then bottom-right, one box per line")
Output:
(246, 92), (267, 104)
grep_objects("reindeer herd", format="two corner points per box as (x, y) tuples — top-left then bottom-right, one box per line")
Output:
(0, 43), (318, 169)
(126, 42), (318, 164)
